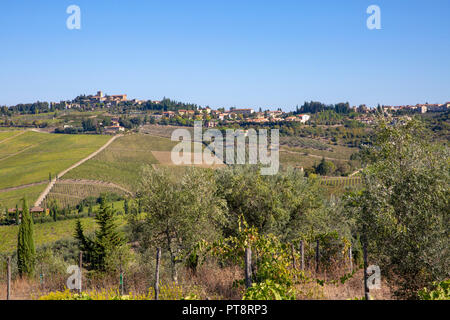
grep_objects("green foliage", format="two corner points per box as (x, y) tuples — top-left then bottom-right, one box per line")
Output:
(74, 198), (127, 272)
(39, 283), (190, 300)
(346, 120), (450, 299)
(215, 166), (324, 241)
(135, 166), (226, 282)
(418, 280), (450, 300)
(200, 219), (305, 300)
(243, 279), (296, 300)
(17, 198), (36, 276)
(314, 157), (335, 176)
(35, 248), (69, 277)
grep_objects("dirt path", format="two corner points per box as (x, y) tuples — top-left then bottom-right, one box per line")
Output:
(0, 181), (47, 194)
(349, 169), (362, 176)
(0, 144), (36, 162)
(0, 131), (25, 145)
(34, 135), (122, 207)
(29, 128), (51, 134)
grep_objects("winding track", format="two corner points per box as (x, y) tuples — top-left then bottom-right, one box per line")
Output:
(34, 134), (122, 207)
(0, 131), (26, 145)
(0, 181), (47, 194)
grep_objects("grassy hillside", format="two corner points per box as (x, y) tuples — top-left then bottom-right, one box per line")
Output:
(0, 131), (23, 142)
(0, 184), (47, 208)
(0, 131), (110, 206)
(65, 134), (178, 191)
(0, 204), (126, 254)
(0, 131), (109, 190)
(0, 217), (97, 254)
(279, 137), (359, 171)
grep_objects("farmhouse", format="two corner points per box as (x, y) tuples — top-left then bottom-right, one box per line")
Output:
(163, 111), (176, 118)
(8, 207), (45, 214)
(91, 91), (128, 104)
(104, 125), (125, 134)
(178, 110), (195, 117)
(247, 117), (269, 123)
(297, 114), (311, 123)
(231, 108), (255, 115)
(285, 116), (300, 122)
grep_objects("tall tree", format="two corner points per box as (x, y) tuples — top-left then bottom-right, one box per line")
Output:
(137, 166), (225, 283)
(75, 198), (125, 272)
(17, 198), (35, 277)
(346, 120), (450, 299)
(215, 165), (325, 241)
(15, 204), (20, 225)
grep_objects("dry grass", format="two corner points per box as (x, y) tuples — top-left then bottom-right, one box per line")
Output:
(0, 263), (393, 300)
(318, 269), (392, 300)
(179, 263), (243, 300)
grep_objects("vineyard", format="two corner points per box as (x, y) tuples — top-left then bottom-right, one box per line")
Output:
(64, 134), (178, 191)
(42, 180), (130, 208)
(320, 176), (362, 187)
(0, 131), (110, 190)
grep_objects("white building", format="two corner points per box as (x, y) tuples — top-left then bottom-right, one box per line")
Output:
(298, 114), (311, 123)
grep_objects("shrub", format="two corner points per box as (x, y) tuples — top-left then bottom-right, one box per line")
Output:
(418, 280), (450, 300)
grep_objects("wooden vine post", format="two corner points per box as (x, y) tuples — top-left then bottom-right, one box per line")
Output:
(291, 244), (296, 270)
(300, 240), (304, 271)
(245, 247), (252, 288)
(78, 251), (83, 294)
(363, 240), (371, 300)
(349, 244), (353, 273)
(154, 247), (161, 300)
(6, 256), (11, 300)
(315, 240), (320, 273)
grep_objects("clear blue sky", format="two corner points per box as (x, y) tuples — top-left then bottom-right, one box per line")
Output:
(1, 0), (449, 110)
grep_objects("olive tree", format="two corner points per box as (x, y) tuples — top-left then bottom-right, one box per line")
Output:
(137, 166), (226, 283)
(215, 165), (328, 241)
(346, 120), (449, 299)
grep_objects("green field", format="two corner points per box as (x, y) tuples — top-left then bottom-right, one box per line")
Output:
(0, 184), (47, 208)
(0, 131), (23, 141)
(0, 131), (110, 205)
(0, 217), (97, 254)
(0, 206), (127, 254)
(65, 134), (178, 191)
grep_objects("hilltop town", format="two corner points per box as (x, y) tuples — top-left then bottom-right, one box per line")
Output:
(2, 91), (449, 134)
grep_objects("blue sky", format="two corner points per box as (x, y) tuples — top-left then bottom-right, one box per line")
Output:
(0, 0), (449, 110)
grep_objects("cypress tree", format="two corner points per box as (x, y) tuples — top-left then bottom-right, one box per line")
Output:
(17, 198), (35, 277)
(15, 204), (20, 225)
(75, 197), (124, 271)
(93, 198), (124, 271)
(124, 199), (129, 215)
